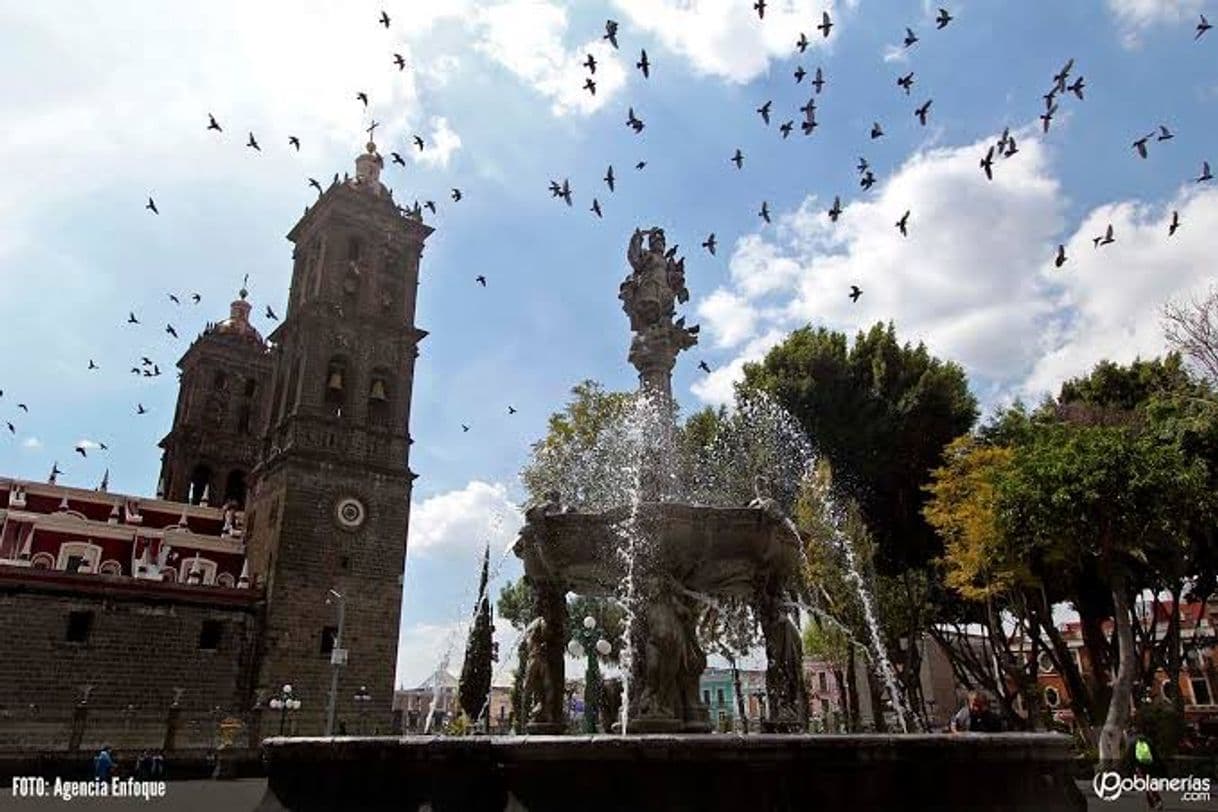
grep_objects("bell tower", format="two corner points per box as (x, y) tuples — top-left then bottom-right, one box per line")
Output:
(244, 140), (431, 734)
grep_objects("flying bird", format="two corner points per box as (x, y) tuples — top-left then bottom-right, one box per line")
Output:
(1157, 125), (1174, 141)
(1169, 210), (1181, 236)
(168, 293), (180, 305)
(828, 196), (842, 223)
(636, 49), (650, 78)
(558, 179), (572, 206)
(584, 53), (597, 73)
(904, 27), (919, 47)
(849, 285), (862, 303)
(1198, 161), (1214, 182)
(1040, 104), (1057, 133)
(759, 201), (771, 223)
(698, 361), (711, 373)
(591, 198), (603, 218)
(476, 275), (487, 287)
(137, 404), (147, 415)
(870, 122), (884, 139)
(1054, 244), (1067, 268)
(75, 445), (87, 458)
(17, 403), (27, 413)
(794, 65), (806, 83)
(247, 132), (260, 151)
(860, 170), (876, 190)
(165, 324), (178, 339)
(895, 210), (910, 236)
(1003, 135), (1019, 158)
(390, 152), (405, 166)
(779, 121), (794, 138)
(207, 113), (222, 132)
(915, 99), (932, 126)
(702, 233), (716, 255)
(451, 188), (463, 202)
(796, 32), (809, 53)
(1099, 223), (1115, 246)
(1196, 14), (1211, 39)
(356, 92), (368, 108)
(88, 359), (98, 370)
(191, 293), (201, 303)
(604, 19), (619, 49)
(394, 53), (406, 70)
(265, 305), (278, 321)
(817, 11), (832, 37)
(626, 108), (645, 133)
(604, 165), (616, 191)
(5, 423), (12, 435)
(424, 200), (437, 214)
(754, 0), (766, 19)
(379, 10), (390, 28)
(413, 135), (425, 150)
(731, 148), (744, 169)
(757, 100), (772, 125)
(1132, 133), (1153, 159)
(812, 67), (825, 94)
(857, 157), (870, 174)
(584, 78), (597, 96)
(936, 7), (952, 29)
(1052, 59), (1074, 93)
(145, 197), (158, 215)
(980, 145), (995, 180)
(127, 312), (139, 324)
(462, 424), (470, 433)
(1068, 77), (1085, 100)
(308, 177), (324, 195)
(288, 136), (300, 151)
(507, 405), (517, 415)
(897, 72), (914, 94)
(635, 161), (646, 170)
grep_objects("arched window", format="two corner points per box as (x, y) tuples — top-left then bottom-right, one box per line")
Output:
(324, 357), (348, 416)
(1043, 686), (1061, 709)
(367, 368), (391, 426)
(213, 371), (229, 392)
(57, 542), (103, 573)
(31, 552), (54, 570)
(180, 557), (218, 585)
(189, 465), (212, 505)
(99, 560), (122, 576)
(224, 470), (247, 507)
(216, 572), (236, 588)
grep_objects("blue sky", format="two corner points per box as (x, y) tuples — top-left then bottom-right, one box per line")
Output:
(1, 0), (1215, 685)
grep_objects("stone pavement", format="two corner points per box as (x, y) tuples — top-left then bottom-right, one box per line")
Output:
(0, 778), (1214, 811)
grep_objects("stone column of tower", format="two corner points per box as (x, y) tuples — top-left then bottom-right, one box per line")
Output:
(243, 141), (432, 735)
(158, 286), (272, 507)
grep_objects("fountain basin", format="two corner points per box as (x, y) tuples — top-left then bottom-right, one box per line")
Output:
(255, 733), (1085, 812)
(517, 502), (801, 596)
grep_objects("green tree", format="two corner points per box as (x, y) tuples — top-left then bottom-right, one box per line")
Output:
(458, 546), (493, 730)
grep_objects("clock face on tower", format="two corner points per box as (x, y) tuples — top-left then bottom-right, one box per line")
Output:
(334, 496), (367, 530)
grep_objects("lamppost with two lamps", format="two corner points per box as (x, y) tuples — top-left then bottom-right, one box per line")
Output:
(567, 615), (612, 733)
(268, 684), (301, 735)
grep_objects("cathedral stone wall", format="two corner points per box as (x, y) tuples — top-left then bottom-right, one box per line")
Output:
(0, 567), (261, 750)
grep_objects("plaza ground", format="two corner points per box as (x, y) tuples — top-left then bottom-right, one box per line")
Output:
(0, 779), (1214, 811)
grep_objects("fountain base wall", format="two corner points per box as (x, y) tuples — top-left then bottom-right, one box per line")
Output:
(256, 733), (1085, 812)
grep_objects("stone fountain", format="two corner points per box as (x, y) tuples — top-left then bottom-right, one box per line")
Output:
(514, 226), (808, 735)
(255, 228), (1086, 812)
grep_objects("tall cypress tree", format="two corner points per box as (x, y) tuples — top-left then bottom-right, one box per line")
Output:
(459, 545), (494, 730)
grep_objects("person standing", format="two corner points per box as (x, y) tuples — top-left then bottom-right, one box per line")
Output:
(93, 745), (114, 781)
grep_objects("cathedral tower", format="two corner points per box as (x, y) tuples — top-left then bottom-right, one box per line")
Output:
(244, 141), (430, 733)
(158, 286), (272, 507)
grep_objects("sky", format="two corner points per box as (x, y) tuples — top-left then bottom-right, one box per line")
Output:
(1, 0), (1215, 688)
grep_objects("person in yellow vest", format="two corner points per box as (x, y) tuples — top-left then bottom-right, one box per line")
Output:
(1128, 732), (1163, 811)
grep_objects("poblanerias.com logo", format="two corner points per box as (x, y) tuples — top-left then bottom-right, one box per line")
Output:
(1093, 771), (1212, 803)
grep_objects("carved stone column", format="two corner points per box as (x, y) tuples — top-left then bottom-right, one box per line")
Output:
(755, 579), (809, 733)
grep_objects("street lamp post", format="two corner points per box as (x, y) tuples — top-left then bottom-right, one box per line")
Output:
(353, 686), (372, 735)
(325, 589), (347, 737)
(268, 684), (301, 736)
(567, 615), (612, 733)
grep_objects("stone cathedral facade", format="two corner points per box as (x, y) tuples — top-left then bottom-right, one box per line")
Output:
(0, 142), (428, 751)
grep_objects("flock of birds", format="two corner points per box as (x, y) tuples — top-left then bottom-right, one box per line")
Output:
(5, 5), (1216, 483)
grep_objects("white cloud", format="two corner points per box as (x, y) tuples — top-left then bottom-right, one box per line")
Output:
(413, 117), (464, 169)
(692, 328), (787, 407)
(612, 0), (846, 84)
(1106, 0), (1204, 46)
(1021, 188), (1218, 399)
(396, 616), (522, 690)
(21, 437), (41, 449)
(698, 289), (759, 348)
(75, 439), (101, 450)
(882, 44), (910, 64)
(474, 0), (629, 115)
(409, 480), (522, 558)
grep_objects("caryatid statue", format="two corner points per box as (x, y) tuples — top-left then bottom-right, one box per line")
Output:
(620, 228), (700, 403)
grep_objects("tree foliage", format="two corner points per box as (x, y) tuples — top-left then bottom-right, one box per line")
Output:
(458, 546), (494, 728)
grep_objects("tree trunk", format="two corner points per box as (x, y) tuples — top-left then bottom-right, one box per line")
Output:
(1040, 615), (1097, 746)
(867, 668), (889, 732)
(845, 645), (860, 732)
(1099, 572), (1137, 768)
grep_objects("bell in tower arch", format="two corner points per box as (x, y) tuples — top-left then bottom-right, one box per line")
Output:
(369, 378), (387, 402)
(327, 368), (345, 392)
